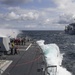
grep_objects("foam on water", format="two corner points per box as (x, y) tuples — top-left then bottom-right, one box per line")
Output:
(37, 40), (72, 75)
(0, 28), (20, 38)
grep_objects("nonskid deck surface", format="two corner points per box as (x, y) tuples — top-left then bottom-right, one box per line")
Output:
(1, 42), (46, 75)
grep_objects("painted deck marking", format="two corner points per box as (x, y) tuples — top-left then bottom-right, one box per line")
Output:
(26, 43), (32, 51)
(0, 60), (12, 74)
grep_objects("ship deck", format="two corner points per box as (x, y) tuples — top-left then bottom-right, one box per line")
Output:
(1, 41), (46, 75)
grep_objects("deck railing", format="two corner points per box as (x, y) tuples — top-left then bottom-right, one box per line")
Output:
(45, 66), (57, 75)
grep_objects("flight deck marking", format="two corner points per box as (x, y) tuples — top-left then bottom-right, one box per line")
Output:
(26, 43), (32, 51)
(0, 60), (12, 74)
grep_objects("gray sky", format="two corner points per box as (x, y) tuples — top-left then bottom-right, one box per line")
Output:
(0, 0), (75, 30)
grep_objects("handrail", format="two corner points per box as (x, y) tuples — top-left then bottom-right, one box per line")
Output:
(45, 66), (57, 75)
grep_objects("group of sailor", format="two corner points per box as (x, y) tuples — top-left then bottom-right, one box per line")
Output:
(10, 37), (30, 45)
(9, 37), (31, 55)
(10, 37), (31, 54)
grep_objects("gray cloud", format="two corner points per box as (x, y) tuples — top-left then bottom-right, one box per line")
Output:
(0, 11), (39, 21)
(0, 5), (70, 30)
(58, 14), (75, 25)
(0, 0), (33, 5)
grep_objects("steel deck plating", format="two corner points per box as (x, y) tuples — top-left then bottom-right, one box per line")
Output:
(1, 42), (46, 75)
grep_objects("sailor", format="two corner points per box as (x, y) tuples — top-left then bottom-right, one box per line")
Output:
(10, 42), (15, 55)
(14, 45), (18, 54)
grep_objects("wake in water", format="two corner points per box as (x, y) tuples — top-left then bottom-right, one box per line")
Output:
(37, 40), (72, 75)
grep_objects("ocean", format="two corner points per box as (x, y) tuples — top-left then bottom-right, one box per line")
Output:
(18, 30), (75, 75)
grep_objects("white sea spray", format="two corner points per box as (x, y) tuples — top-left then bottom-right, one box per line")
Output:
(0, 28), (20, 38)
(37, 40), (72, 75)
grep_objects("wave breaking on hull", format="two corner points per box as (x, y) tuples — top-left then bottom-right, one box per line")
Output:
(37, 40), (72, 75)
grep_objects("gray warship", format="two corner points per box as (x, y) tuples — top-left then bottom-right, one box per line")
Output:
(65, 23), (75, 34)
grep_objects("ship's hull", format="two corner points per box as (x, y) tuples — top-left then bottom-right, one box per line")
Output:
(65, 29), (75, 35)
